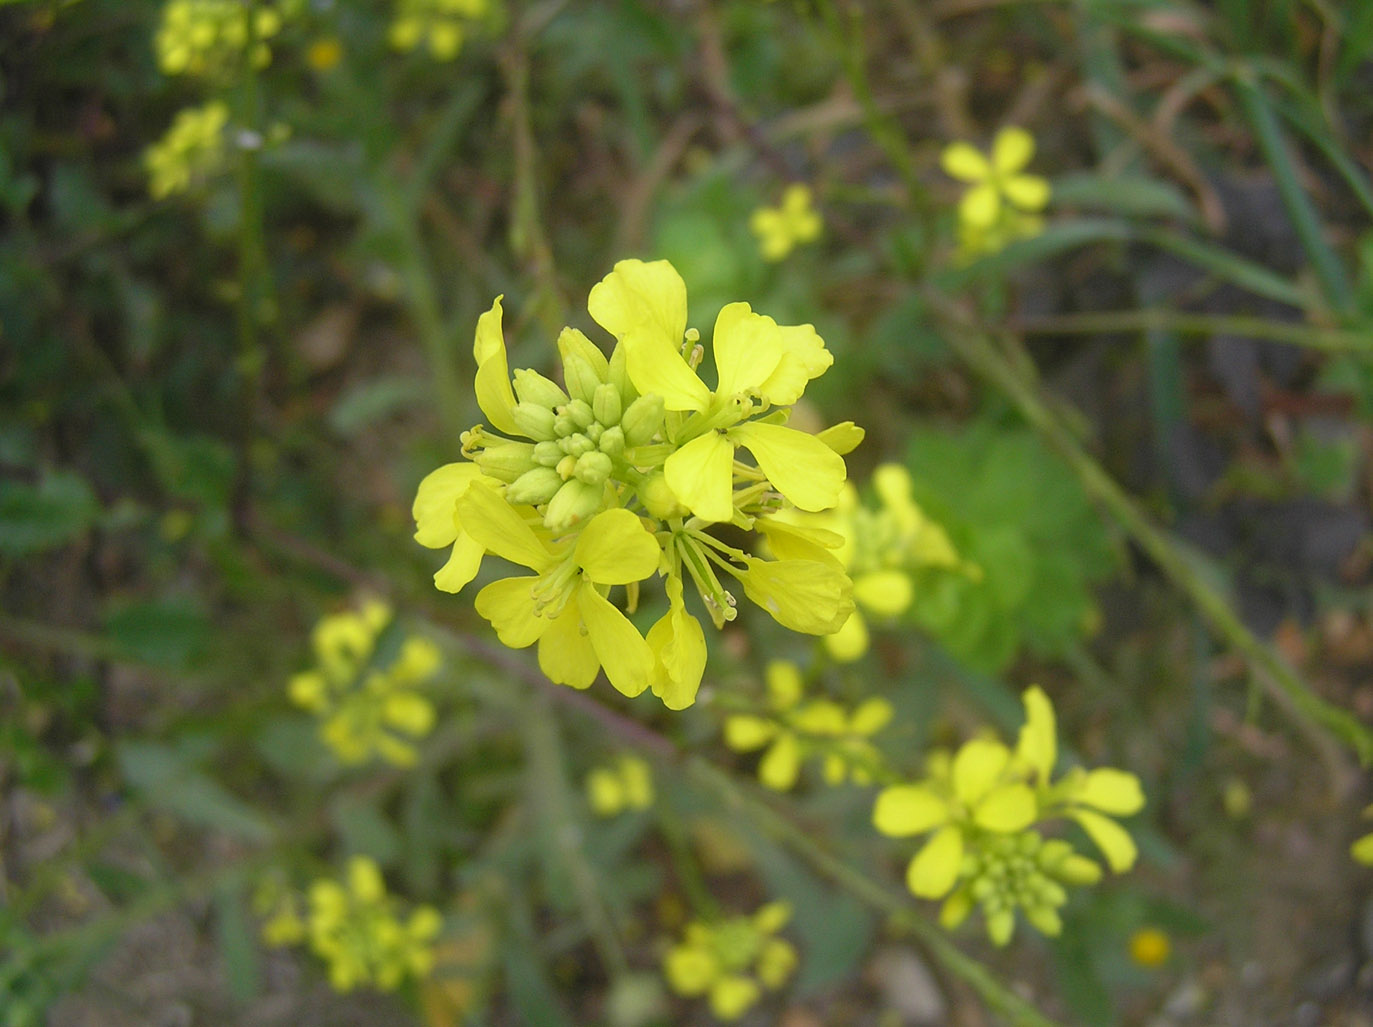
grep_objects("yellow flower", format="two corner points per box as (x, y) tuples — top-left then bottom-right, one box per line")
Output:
(749, 184), (822, 261)
(941, 126), (1050, 259)
(872, 686), (1143, 944)
(306, 36), (344, 72)
(144, 101), (230, 199)
(306, 857), (442, 993)
(586, 754), (654, 816)
(724, 660), (891, 790)
(254, 875), (305, 947)
(1129, 926), (1172, 968)
(389, 0), (487, 60)
(288, 601), (440, 767)
(155, 0), (283, 78)
(1352, 804), (1373, 864)
(663, 902), (797, 1021)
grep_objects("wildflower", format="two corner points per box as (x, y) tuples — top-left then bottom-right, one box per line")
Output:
(306, 36), (344, 72)
(155, 0), (283, 78)
(663, 902), (797, 1021)
(288, 601), (440, 767)
(724, 660), (891, 790)
(417, 259), (860, 709)
(306, 856), (442, 992)
(144, 101), (230, 199)
(749, 184), (822, 261)
(587, 754), (654, 816)
(872, 686), (1143, 945)
(1129, 926), (1172, 968)
(254, 876), (306, 947)
(389, 0), (487, 60)
(941, 126), (1050, 259)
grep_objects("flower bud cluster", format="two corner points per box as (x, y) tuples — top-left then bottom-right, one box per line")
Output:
(155, 0), (286, 78)
(663, 902), (798, 1021)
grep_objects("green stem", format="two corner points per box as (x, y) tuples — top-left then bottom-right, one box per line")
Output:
(1013, 308), (1372, 353)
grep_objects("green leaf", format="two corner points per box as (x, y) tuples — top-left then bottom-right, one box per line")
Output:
(1051, 173), (1198, 223)
(501, 891), (576, 1027)
(117, 741), (273, 843)
(102, 596), (209, 670)
(330, 795), (401, 866)
(328, 375), (429, 436)
(214, 882), (261, 1002)
(0, 471), (99, 556)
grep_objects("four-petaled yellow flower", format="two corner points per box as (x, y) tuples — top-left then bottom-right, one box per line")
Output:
(586, 754), (655, 816)
(663, 902), (798, 1021)
(305, 856), (442, 993)
(155, 0), (283, 78)
(749, 184), (822, 262)
(144, 101), (230, 199)
(873, 686), (1143, 945)
(389, 0), (488, 60)
(724, 660), (892, 790)
(941, 127), (1050, 259)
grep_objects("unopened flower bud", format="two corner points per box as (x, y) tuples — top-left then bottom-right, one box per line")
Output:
(555, 454), (577, 480)
(639, 471), (686, 519)
(586, 423), (604, 443)
(608, 341), (636, 402)
(562, 353), (602, 405)
(506, 466), (564, 505)
(559, 433), (596, 457)
(620, 394), (665, 447)
(565, 398), (596, 429)
(533, 441), (563, 466)
(592, 383), (622, 426)
(544, 478), (604, 531)
(513, 402), (557, 440)
(574, 451), (613, 486)
(597, 425), (625, 457)
(512, 368), (569, 409)
(474, 442), (538, 483)
(553, 413), (578, 437)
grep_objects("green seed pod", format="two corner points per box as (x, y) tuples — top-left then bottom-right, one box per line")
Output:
(474, 441), (539, 483)
(506, 466), (564, 505)
(565, 398), (596, 429)
(534, 440), (564, 466)
(512, 368), (569, 409)
(574, 451), (613, 486)
(592, 382), (622, 426)
(638, 471), (686, 519)
(544, 478), (604, 532)
(512, 402), (558, 440)
(620, 394), (665, 447)
(597, 425), (625, 457)
(561, 353), (602, 406)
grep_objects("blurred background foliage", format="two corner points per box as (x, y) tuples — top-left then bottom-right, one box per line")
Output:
(4, 0), (1373, 1024)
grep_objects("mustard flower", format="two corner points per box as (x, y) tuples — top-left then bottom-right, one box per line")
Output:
(1129, 926), (1172, 968)
(288, 601), (440, 767)
(1352, 804), (1373, 864)
(941, 127), (1050, 259)
(586, 754), (654, 816)
(724, 660), (891, 790)
(144, 101), (230, 199)
(749, 184), (822, 261)
(306, 857), (442, 993)
(663, 902), (797, 1021)
(389, 0), (487, 60)
(872, 686), (1143, 945)
(155, 0), (283, 78)
(416, 260), (860, 710)
(253, 875), (306, 947)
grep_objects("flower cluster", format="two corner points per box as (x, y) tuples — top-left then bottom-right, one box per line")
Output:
(790, 463), (968, 661)
(724, 660), (892, 790)
(873, 686), (1143, 945)
(272, 856), (443, 993)
(941, 127), (1050, 260)
(288, 600), (440, 767)
(144, 101), (230, 199)
(389, 0), (488, 61)
(749, 184), (822, 262)
(154, 0), (285, 78)
(586, 754), (654, 817)
(414, 259), (860, 709)
(663, 902), (797, 1021)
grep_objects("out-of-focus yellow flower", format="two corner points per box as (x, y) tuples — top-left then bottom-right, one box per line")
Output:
(1352, 804), (1373, 864)
(724, 660), (891, 790)
(306, 856), (442, 992)
(306, 36), (344, 72)
(873, 686), (1144, 945)
(942, 126), (1049, 260)
(663, 902), (797, 1021)
(749, 184), (822, 262)
(144, 101), (230, 199)
(389, 0), (488, 60)
(288, 600), (440, 767)
(587, 754), (655, 816)
(1129, 926), (1171, 968)
(254, 876), (306, 947)
(155, 0), (283, 78)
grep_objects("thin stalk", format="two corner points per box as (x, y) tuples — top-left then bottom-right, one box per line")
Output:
(1012, 309), (1373, 353)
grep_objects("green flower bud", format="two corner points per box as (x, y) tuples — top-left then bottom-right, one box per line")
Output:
(544, 478), (604, 531)
(574, 451), (613, 486)
(534, 441), (564, 466)
(555, 454), (577, 480)
(586, 423), (604, 443)
(513, 402), (557, 440)
(593, 382), (622, 426)
(607, 341), (637, 404)
(639, 471), (686, 519)
(565, 399), (596, 430)
(560, 433), (595, 457)
(620, 394), (665, 447)
(474, 442), (538, 483)
(512, 368), (569, 409)
(506, 466), (564, 505)
(554, 413), (578, 438)
(562, 353), (602, 406)
(598, 425), (625, 457)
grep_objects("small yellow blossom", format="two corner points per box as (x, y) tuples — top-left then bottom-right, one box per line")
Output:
(155, 0), (283, 78)
(389, 0), (487, 60)
(1352, 804), (1373, 864)
(306, 36), (344, 72)
(1129, 926), (1171, 968)
(724, 660), (891, 790)
(587, 754), (655, 816)
(306, 856), (442, 993)
(873, 686), (1143, 945)
(663, 902), (797, 1021)
(749, 184), (822, 261)
(254, 876), (306, 947)
(941, 126), (1050, 260)
(288, 601), (440, 767)
(144, 101), (230, 199)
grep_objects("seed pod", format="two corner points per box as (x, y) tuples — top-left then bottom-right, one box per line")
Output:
(474, 442), (539, 483)
(512, 368), (569, 409)
(592, 382), (622, 426)
(512, 401), (558, 440)
(620, 394), (665, 447)
(544, 478), (604, 531)
(505, 466), (564, 505)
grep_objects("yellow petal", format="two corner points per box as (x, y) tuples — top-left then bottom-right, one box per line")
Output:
(472, 297), (520, 436)
(972, 783), (1037, 832)
(474, 576), (546, 648)
(816, 421), (865, 455)
(872, 463), (913, 510)
(952, 738), (1012, 806)
(618, 756), (654, 808)
(347, 856), (385, 903)
(556, 325), (610, 380)
(456, 480), (553, 571)
(578, 582), (653, 698)
(850, 697), (893, 736)
(587, 768), (624, 816)
(991, 126), (1035, 174)
(756, 938), (797, 989)
(622, 321), (711, 412)
(873, 785), (949, 837)
(753, 900), (792, 934)
(587, 258), (688, 345)
(1072, 809), (1138, 873)
(765, 659), (804, 710)
(986, 908), (1016, 947)
(757, 323), (832, 406)
(383, 692), (435, 736)
(709, 975), (761, 1021)
(754, 516), (845, 564)
(907, 825), (963, 898)
(574, 508), (660, 584)
(1003, 173), (1051, 211)
(790, 699), (846, 735)
(959, 182), (1001, 228)
(433, 532), (484, 593)
(413, 462), (483, 548)
(647, 576), (707, 710)
(853, 570), (914, 617)
(1352, 833), (1373, 865)
(737, 556), (853, 635)
(759, 732), (801, 791)
(710, 302), (783, 399)
(724, 714), (776, 751)
(537, 607), (600, 689)
(1074, 768), (1145, 815)
(664, 431), (735, 523)
(730, 422), (846, 512)
(1016, 685), (1057, 784)
(663, 944), (716, 996)
(940, 141), (991, 182)
(824, 610), (869, 662)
